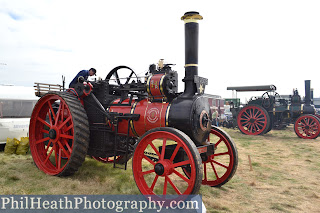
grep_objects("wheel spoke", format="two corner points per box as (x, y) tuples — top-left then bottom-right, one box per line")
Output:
(45, 140), (53, 153)
(58, 116), (72, 130)
(244, 110), (251, 119)
(114, 72), (121, 85)
(150, 175), (159, 191)
(143, 155), (156, 166)
(47, 101), (57, 122)
(62, 138), (72, 153)
(169, 144), (181, 162)
(57, 140), (71, 159)
(212, 159), (228, 169)
(57, 148), (62, 169)
(149, 142), (161, 157)
(47, 111), (53, 125)
(35, 137), (50, 144)
(60, 134), (74, 140)
(167, 176), (182, 195)
(160, 138), (167, 160)
(213, 151), (229, 157)
(142, 169), (155, 176)
(44, 146), (54, 164)
(241, 113), (250, 120)
(203, 163), (208, 181)
(55, 103), (62, 124)
(64, 123), (74, 132)
(253, 109), (260, 118)
(37, 117), (50, 128)
(210, 161), (219, 179)
(173, 169), (190, 182)
(41, 129), (49, 134)
(173, 160), (191, 168)
(54, 144), (58, 168)
(163, 176), (168, 195)
(213, 138), (222, 147)
(125, 71), (135, 84)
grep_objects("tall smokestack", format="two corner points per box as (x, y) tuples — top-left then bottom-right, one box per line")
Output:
(181, 11), (203, 97)
(311, 88), (314, 105)
(305, 80), (311, 106)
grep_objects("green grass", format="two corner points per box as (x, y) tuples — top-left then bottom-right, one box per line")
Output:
(1, 126), (320, 212)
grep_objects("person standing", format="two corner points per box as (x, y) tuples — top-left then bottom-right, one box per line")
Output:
(212, 108), (219, 126)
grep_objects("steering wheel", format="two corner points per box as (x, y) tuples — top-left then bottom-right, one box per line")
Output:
(105, 66), (138, 86)
(262, 92), (273, 108)
(274, 92), (281, 99)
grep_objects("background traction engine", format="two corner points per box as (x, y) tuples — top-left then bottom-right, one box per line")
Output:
(29, 12), (238, 197)
(227, 81), (320, 139)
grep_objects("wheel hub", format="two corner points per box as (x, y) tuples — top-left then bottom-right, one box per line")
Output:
(249, 118), (256, 123)
(154, 160), (173, 176)
(154, 163), (165, 175)
(49, 129), (57, 139)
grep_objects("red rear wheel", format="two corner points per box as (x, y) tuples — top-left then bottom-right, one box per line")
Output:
(237, 104), (270, 135)
(29, 92), (89, 176)
(294, 114), (320, 139)
(132, 127), (202, 196)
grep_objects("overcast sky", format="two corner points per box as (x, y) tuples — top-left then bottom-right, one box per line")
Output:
(1, 0), (319, 102)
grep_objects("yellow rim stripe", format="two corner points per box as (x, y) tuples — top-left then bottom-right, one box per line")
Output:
(165, 104), (171, 126)
(130, 102), (138, 137)
(160, 75), (165, 96)
(146, 75), (152, 95)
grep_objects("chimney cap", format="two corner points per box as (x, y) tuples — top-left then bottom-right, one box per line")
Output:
(181, 11), (203, 21)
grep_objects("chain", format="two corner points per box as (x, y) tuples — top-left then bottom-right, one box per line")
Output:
(143, 152), (159, 162)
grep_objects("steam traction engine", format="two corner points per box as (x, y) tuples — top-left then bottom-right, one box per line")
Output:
(29, 12), (238, 196)
(227, 81), (320, 139)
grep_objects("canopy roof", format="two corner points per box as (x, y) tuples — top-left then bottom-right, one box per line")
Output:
(227, 85), (276, 92)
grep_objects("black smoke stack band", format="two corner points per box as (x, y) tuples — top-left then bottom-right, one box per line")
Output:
(181, 11), (203, 97)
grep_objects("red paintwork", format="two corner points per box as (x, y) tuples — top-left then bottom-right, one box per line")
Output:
(29, 94), (74, 175)
(132, 130), (197, 195)
(147, 74), (165, 99)
(294, 114), (320, 139)
(109, 98), (169, 137)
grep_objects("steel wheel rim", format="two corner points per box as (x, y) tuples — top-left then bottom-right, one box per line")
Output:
(238, 105), (268, 135)
(295, 115), (320, 139)
(133, 131), (197, 195)
(29, 94), (74, 175)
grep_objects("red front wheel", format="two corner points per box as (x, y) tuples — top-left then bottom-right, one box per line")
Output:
(132, 127), (202, 196)
(294, 114), (320, 139)
(183, 126), (238, 187)
(29, 92), (89, 176)
(202, 126), (238, 187)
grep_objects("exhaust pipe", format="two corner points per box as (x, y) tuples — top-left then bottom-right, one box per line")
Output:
(305, 80), (311, 106)
(181, 11), (203, 97)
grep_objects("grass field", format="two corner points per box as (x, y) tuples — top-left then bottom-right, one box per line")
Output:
(1, 126), (320, 212)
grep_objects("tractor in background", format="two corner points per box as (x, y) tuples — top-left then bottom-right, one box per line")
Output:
(227, 80), (320, 139)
